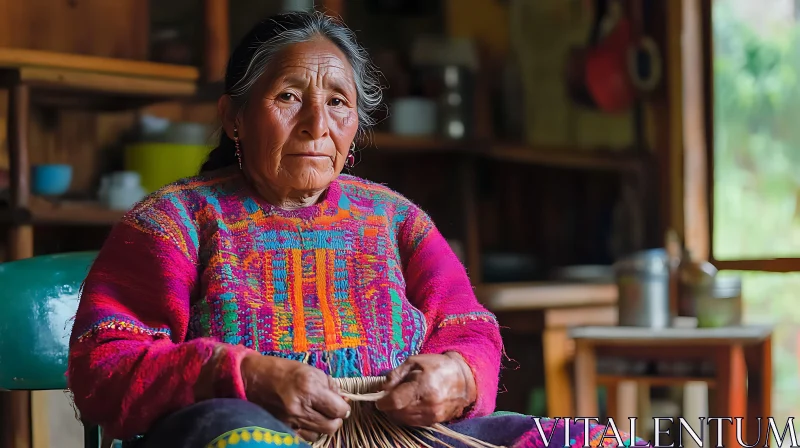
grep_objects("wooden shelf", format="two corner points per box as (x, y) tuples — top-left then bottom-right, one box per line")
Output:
(367, 132), (644, 172)
(0, 48), (199, 109)
(367, 132), (471, 152)
(29, 200), (124, 225)
(476, 281), (617, 311)
(1, 198), (124, 226)
(488, 143), (643, 172)
(597, 375), (716, 387)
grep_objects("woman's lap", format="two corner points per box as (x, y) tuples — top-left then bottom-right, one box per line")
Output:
(129, 401), (650, 448)
(132, 399), (307, 448)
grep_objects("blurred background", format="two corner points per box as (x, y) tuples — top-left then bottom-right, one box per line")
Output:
(0, 0), (797, 446)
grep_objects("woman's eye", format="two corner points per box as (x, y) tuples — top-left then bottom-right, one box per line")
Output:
(278, 92), (297, 102)
(329, 98), (344, 107)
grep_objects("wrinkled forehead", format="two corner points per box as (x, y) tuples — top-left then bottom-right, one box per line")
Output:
(259, 38), (357, 92)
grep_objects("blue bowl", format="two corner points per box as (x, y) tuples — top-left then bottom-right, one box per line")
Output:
(31, 164), (72, 196)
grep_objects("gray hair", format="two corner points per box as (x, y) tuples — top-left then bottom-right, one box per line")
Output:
(228, 11), (383, 138)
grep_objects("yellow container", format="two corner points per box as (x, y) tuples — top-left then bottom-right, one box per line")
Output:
(124, 143), (214, 193)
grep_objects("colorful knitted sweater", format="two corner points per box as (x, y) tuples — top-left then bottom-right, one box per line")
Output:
(67, 168), (503, 440)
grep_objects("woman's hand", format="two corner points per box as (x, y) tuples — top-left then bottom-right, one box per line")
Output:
(376, 352), (476, 427)
(241, 353), (351, 442)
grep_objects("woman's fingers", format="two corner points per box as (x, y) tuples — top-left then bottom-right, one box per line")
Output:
(382, 361), (414, 390)
(296, 429), (320, 444)
(294, 410), (344, 435)
(387, 408), (436, 427)
(312, 388), (351, 420)
(376, 376), (420, 413)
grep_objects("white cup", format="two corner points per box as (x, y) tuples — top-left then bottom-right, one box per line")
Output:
(390, 97), (437, 136)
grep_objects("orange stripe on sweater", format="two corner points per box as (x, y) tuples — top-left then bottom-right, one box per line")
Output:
(291, 249), (307, 352)
(316, 249), (339, 348)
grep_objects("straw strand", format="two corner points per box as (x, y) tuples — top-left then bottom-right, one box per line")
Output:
(309, 376), (506, 448)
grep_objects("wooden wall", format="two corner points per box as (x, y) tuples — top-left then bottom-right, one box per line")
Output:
(0, 0), (148, 60)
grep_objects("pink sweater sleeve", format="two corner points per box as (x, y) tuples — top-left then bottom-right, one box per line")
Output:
(67, 219), (251, 440)
(399, 206), (503, 418)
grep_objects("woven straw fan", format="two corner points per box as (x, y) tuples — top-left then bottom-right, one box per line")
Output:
(310, 377), (506, 448)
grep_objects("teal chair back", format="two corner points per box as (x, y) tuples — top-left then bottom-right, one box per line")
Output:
(0, 251), (102, 448)
(0, 251), (97, 390)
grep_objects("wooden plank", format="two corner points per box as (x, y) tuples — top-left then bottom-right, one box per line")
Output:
(712, 258), (800, 273)
(0, 0), (148, 61)
(28, 200), (124, 226)
(369, 132), (470, 152)
(0, 48), (198, 81)
(598, 375), (716, 388)
(489, 143), (643, 172)
(204, 0), (229, 83)
(7, 84), (30, 209)
(544, 305), (617, 328)
(321, 0), (345, 17)
(682, 0), (711, 260)
(574, 340), (599, 417)
(570, 325), (773, 345)
(368, 133), (646, 173)
(714, 345), (748, 448)
(30, 392), (48, 448)
(478, 282), (617, 311)
(4, 228), (33, 448)
(745, 338), (772, 444)
(18, 67), (197, 98)
(1, 392), (31, 448)
(459, 156), (481, 284)
(543, 328), (575, 418)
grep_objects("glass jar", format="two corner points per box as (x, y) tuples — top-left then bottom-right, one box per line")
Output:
(677, 250), (718, 317)
(696, 275), (743, 328)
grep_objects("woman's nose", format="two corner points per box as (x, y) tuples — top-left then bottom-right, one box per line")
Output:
(299, 102), (328, 140)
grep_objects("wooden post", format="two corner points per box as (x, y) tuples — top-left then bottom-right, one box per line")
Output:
(3, 82), (33, 448)
(543, 327), (575, 418)
(203, 0), (229, 83)
(573, 340), (599, 417)
(682, 0), (711, 260)
(320, 0), (345, 17)
(8, 83), (30, 212)
(714, 345), (748, 448)
(459, 156), (481, 285)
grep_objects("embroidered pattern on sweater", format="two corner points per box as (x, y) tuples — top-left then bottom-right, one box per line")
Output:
(76, 316), (171, 342)
(438, 311), (499, 328)
(81, 172), (434, 377)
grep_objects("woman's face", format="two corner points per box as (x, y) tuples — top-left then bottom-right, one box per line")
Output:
(223, 37), (359, 196)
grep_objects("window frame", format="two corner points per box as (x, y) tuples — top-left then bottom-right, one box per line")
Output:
(688, 0), (800, 272)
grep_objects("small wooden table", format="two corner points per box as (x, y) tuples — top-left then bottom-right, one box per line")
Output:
(478, 282), (619, 417)
(569, 326), (772, 448)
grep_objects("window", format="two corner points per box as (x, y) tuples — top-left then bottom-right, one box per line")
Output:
(711, 0), (800, 430)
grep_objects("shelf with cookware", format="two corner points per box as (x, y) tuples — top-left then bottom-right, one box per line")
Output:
(0, 48), (200, 261)
(1, 131), (646, 229)
(369, 132), (646, 172)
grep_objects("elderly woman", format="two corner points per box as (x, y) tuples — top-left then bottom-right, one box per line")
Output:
(68, 11), (649, 448)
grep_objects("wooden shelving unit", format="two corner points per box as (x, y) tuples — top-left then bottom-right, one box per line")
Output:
(0, 48), (198, 110)
(367, 132), (646, 172)
(0, 131), (648, 229)
(0, 48), (201, 448)
(1, 48), (200, 261)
